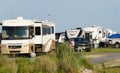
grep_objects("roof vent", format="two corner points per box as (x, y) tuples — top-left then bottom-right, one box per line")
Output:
(17, 17), (23, 20)
(92, 25), (96, 27)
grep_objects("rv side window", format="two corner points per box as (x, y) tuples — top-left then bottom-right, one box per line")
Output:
(52, 26), (54, 34)
(99, 31), (101, 34)
(48, 28), (51, 34)
(30, 27), (34, 37)
(35, 27), (41, 35)
(43, 28), (47, 35)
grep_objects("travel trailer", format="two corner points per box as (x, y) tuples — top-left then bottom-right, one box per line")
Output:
(65, 28), (84, 40)
(106, 29), (117, 37)
(65, 28), (92, 52)
(1, 17), (55, 57)
(84, 25), (107, 48)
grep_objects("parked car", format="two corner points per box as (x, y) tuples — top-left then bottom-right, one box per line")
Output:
(73, 38), (91, 52)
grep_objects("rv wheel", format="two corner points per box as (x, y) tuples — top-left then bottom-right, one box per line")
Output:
(115, 43), (120, 48)
(85, 48), (91, 52)
(30, 53), (36, 58)
(74, 48), (78, 52)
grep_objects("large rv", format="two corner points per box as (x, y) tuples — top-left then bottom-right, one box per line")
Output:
(65, 28), (92, 52)
(1, 17), (55, 57)
(106, 29), (117, 37)
(65, 28), (92, 41)
(83, 25), (116, 48)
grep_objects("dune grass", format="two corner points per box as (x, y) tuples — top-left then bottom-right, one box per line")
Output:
(0, 42), (92, 73)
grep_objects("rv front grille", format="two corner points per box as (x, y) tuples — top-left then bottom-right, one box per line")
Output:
(8, 46), (22, 49)
(9, 51), (20, 53)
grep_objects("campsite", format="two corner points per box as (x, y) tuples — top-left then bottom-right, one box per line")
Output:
(0, 17), (120, 73)
(0, 0), (120, 73)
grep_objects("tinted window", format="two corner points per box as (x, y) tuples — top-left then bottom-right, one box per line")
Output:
(52, 26), (54, 34)
(48, 28), (51, 34)
(2, 26), (30, 39)
(43, 28), (47, 35)
(35, 27), (41, 35)
(74, 38), (87, 42)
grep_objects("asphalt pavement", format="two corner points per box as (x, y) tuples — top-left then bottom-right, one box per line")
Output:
(89, 52), (120, 64)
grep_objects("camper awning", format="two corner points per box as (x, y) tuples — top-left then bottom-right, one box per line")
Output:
(108, 34), (120, 38)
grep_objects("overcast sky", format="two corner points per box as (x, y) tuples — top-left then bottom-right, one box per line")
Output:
(0, 0), (120, 33)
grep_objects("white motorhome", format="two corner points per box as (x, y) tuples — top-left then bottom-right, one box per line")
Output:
(1, 17), (55, 57)
(84, 25), (107, 48)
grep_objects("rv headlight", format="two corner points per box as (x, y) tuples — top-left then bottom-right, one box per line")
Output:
(1, 44), (7, 48)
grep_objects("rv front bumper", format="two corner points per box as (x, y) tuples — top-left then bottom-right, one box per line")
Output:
(1, 44), (34, 54)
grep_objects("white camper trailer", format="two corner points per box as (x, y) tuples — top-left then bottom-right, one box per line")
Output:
(106, 29), (117, 37)
(1, 17), (55, 57)
(65, 28), (92, 52)
(84, 25), (107, 48)
(65, 28), (84, 40)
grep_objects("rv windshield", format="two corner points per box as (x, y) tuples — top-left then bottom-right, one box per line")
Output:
(2, 26), (30, 39)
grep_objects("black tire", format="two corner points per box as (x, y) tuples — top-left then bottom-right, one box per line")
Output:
(74, 48), (78, 52)
(85, 48), (91, 52)
(115, 43), (120, 48)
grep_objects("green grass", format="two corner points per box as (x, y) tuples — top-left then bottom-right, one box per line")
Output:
(0, 42), (93, 73)
(93, 48), (120, 52)
(93, 66), (120, 73)
(103, 67), (120, 73)
(84, 48), (120, 55)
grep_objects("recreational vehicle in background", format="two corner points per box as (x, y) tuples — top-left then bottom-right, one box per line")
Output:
(1, 17), (55, 57)
(83, 25), (116, 48)
(65, 28), (84, 40)
(106, 29), (117, 37)
(84, 25), (107, 48)
(55, 32), (65, 43)
(65, 28), (92, 51)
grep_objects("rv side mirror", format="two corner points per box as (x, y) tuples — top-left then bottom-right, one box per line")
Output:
(30, 33), (34, 38)
(30, 26), (34, 38)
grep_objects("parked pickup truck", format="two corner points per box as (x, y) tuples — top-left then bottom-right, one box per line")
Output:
(108, 34), (120, 48)
(73, 38), (91, 52)
(108, 39), (120, 48)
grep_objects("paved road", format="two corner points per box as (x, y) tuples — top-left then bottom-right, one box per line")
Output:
(89, 52), (120, 64)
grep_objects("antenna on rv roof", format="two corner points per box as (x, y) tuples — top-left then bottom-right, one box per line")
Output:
(46, 14), (51, 21)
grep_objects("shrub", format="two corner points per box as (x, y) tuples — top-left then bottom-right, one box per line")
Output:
(0, 55), (17, 73)
(56, 42), (93, 73)
(0, 42), (92, 73)
(17, 58), (34, 73)
(56, 42), (71, 59)
(35, 55), (57, 73)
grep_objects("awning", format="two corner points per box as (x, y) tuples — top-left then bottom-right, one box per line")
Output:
(108, 33), (120, 38)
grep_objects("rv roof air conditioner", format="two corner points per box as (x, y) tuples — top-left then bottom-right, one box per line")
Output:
(92, 25), (96, 27)
(17, 17), (23, 20)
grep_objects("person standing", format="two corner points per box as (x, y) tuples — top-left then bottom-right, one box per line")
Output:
(70, 38), (75, 51)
